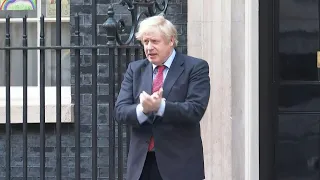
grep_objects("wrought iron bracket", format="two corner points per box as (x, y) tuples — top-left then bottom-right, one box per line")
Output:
(103, 0), (169, 45)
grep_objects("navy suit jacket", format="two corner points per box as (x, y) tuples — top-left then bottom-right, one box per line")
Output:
(114, 52), (210, 180)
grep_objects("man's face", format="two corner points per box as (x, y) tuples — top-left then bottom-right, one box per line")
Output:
(142, 30), (174, 65)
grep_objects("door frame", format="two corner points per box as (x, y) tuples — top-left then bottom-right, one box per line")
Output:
(258, 0), (276, 179)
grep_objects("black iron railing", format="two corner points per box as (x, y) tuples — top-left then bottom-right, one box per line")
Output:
(0, 0), (169, 179)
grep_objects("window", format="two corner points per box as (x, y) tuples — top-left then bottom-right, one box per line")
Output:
(0, 0), (72, 123)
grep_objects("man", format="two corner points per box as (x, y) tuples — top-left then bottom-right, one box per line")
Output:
(114, 15), (210, 180)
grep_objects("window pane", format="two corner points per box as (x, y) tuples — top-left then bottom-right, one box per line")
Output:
(43, 0), (70, 18)
(0, 22), (38, 86)
(0, 0), (37, 18)
(45, 22), (70, 86)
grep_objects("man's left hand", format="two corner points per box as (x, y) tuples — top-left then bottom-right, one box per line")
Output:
(140, 88), (163, 113)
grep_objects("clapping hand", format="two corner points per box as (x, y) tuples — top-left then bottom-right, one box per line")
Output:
(139, 88), (163, 114)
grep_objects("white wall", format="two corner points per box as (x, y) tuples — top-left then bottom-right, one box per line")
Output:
(187, 0), (259, 179)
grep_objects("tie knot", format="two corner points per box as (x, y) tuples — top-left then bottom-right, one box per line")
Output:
(157, 65), (165, 72)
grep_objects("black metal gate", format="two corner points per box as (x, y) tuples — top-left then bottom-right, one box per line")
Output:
(0, 0), (168, 179)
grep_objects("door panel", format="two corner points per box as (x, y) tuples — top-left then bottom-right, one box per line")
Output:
(279, 0), (319, 82)
(279, 84), (320, 112)
(276, 0), (320, 179)
(277, 114), (320, 179)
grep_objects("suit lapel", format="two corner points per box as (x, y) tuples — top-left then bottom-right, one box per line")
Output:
(140, 60), (153, 95)
(163, 53), (184, 99)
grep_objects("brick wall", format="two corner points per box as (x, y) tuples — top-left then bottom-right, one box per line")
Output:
(0, 0), (187, 179)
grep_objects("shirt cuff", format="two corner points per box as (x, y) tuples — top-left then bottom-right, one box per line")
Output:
(136, 104), (148, 124)
(155, 98), (166, 117)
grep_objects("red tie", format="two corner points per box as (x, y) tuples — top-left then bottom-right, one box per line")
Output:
(148, 65), (165, 151)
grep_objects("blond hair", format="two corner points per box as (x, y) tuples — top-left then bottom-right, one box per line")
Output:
(135, 15), (178, 47)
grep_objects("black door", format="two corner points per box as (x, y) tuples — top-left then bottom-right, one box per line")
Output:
(260, 0), (320, 179)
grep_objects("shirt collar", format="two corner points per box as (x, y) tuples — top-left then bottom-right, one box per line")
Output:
(152, 49), (176, 70)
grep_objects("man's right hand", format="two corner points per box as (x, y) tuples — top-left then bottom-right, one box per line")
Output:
(139, 91), (153, 114)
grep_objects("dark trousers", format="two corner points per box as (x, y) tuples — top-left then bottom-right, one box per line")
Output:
(139, 152), (163, 180)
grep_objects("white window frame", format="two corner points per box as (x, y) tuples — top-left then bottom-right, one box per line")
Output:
(0, 0), (73, 124)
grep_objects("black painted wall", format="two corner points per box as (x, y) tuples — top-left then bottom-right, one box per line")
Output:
(0, 0), (187, 179)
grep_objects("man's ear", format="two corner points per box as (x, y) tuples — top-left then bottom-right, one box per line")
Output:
(170, 37), (174, 46)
